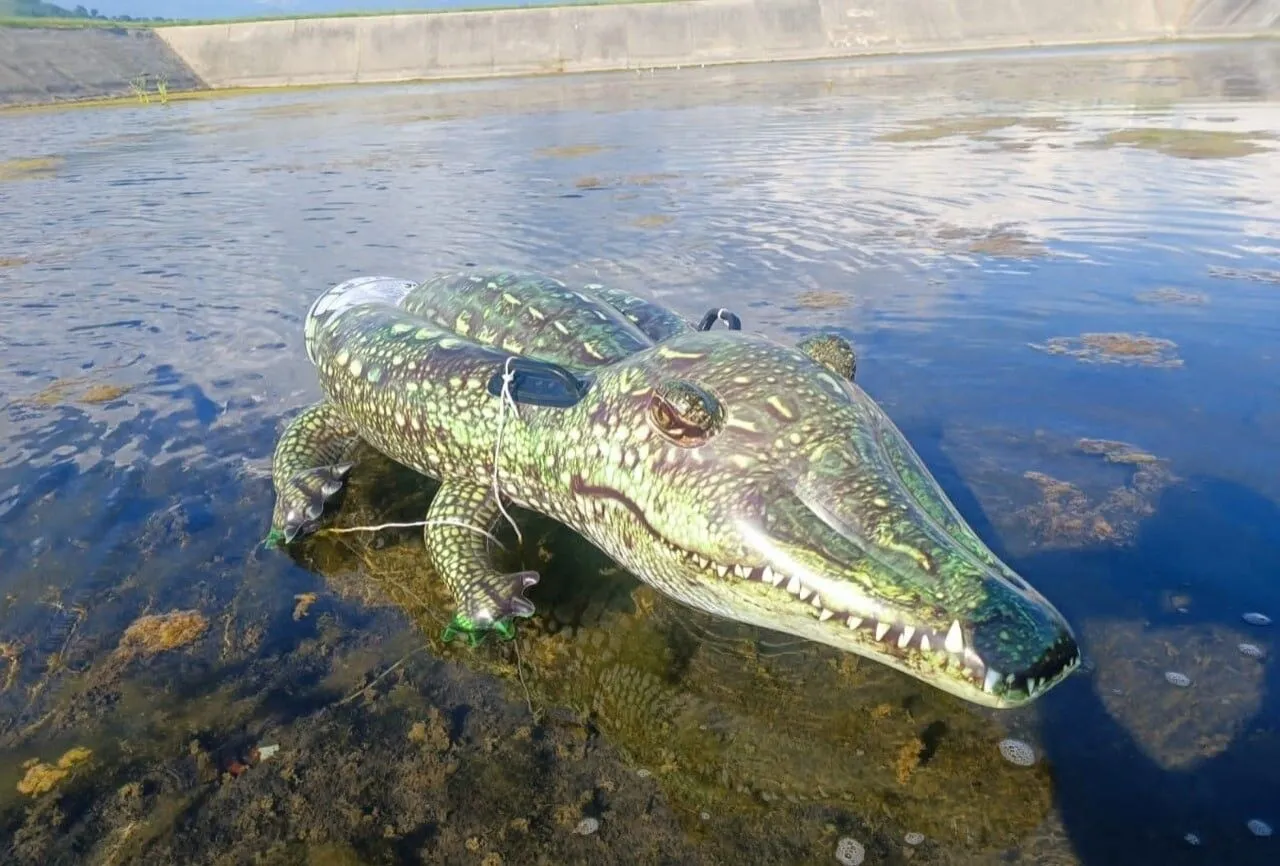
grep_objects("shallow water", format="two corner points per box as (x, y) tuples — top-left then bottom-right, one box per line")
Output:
(2, 39), (1280, 866)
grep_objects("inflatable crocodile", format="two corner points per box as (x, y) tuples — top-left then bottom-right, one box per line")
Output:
(266, 268), (1081, 709)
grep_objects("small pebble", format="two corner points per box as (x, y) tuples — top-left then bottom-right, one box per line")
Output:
(998, 738), (1036, 766)
(257, 743), (280, 760)
(1243, 612), (1272, 626)
(1165, 671), (1192, 688)
(1184, 833), (1201, 846)
(1247, 819), (1272, 837)
(904, 831), (925, 845)
(573, 817), (599, 836)
(1238, 643), (1266, 659)
(636, 768), (651, 778)
(835, 836), (865, 866)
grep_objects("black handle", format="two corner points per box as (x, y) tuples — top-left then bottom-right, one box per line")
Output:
(486, 357), (590, 408)
(697, 308), (742, 331)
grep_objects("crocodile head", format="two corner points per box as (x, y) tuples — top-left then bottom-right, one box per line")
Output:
(566, 329), (1080, 709)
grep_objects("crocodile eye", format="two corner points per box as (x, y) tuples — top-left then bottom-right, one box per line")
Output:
(797, 333), (857, 382)
(647, 380), (724, 447)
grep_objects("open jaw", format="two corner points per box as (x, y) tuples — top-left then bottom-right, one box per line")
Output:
(654, 538), (1082, 708)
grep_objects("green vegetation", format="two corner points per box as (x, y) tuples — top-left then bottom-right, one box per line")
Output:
(128, 71), (169, 104)
(0, 0), (171, 24)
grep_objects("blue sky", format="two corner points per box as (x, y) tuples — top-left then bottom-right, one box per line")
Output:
(84, 1), (559, 19)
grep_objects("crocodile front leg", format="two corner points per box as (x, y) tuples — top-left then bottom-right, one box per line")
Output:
(265, 402), (362, 548)
(427, 479), (540, 646)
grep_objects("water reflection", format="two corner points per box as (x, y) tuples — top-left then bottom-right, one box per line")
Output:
(1, 37), (1279, 865)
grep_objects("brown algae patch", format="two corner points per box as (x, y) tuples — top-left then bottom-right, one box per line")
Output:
(795, 290), (852, 310)
(117, 610), (209, 659)
(1086, 128), (1275, 159)
(23, 377), (132, 407)
(0, 642), (20, 691)
(1135, 287), (1209, 305)
(17, 746), (93, 796)
(1018, 439), (1176, 549)
(932, 223), (1048, 259)
(1208, 265), (1280, 285)
(79, 384), (131, 404)
(533, 144), (614, 159)
(874, 115), (1068, 144)
(630, 214), (674, 229)
(0, 255), (28, 268)
(1029, 332), (1182, 367)
(0, 156), (63, 182)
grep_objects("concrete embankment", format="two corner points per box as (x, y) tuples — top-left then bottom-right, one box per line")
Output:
(2, 0), (1278, 106)
(152, 0), (1280, 90)
(0, 26), (204, 107)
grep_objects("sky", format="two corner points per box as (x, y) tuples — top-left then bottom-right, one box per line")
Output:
(82, 0), (560, 20)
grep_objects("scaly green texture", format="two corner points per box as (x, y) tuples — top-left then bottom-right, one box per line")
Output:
(268, 268), (1081, 708)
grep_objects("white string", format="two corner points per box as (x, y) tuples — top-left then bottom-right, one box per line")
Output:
(319, 518), (508, 551)
(314, 358), (526, 552)
(492, 357), (524, 546)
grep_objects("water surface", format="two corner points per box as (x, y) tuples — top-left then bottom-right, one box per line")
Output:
(1, 39), (1279, 866)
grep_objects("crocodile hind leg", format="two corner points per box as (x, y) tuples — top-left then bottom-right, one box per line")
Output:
(265, 402), (362, 548)
(426, 479), (540, 646)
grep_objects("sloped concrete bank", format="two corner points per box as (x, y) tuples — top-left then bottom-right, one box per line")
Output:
(153, 0), (1280, 90)
(2, 0), (1278, 106)
(0, 26), (204, 107)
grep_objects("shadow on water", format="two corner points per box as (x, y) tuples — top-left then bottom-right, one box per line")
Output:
(908, 423), (1280, 865)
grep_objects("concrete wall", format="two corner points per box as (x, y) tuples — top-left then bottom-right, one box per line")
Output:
(2, 0), (1278, 105)
(0, 26), (204, 107)
(153, 0), (1280, 91)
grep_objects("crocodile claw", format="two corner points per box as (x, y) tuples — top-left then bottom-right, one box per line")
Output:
(442, 570), (540, 646)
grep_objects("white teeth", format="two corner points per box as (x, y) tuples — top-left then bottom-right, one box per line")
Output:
(1028, 678), (1041, 697)
(809, 594), (822, 608)
(944, 620), (964, 654)
(762, 566), (779, 585)
(768, 571), (784, 587)
(819, 609), (834, 622)
(983, 668), (1002, 694)
(715, 564), (729, 578)
(919, 635), (930, 653)
(874, 622), (891, 641)
(799, 588), (814, 603)
(735, 565), (749, 579)
(847, 617), (863, 629)
(897, 626), (915, 649)
(787, 576), (802, 595)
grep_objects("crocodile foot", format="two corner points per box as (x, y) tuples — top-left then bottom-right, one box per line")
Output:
(265, 462), (356, 548)
(441, 570), (540, 646)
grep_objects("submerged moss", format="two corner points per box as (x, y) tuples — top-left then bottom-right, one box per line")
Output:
(795, 290), (851, 310)
(1135, 287), (1209, 305)
(1017, 438), (1177, 549)
(630, 214), (674, 228)
(117, 610), (209, 658)
(22, 376), (132, 407)
(533, 144), (614, 159)
(874, 115), (1068, 144)
(1028, 332), (1182, 368)
(1086, 127), (1275, 159)
(0, 156), (62, 182)
(294, 448), (1058, 853)
(16, 746), (93, 796)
